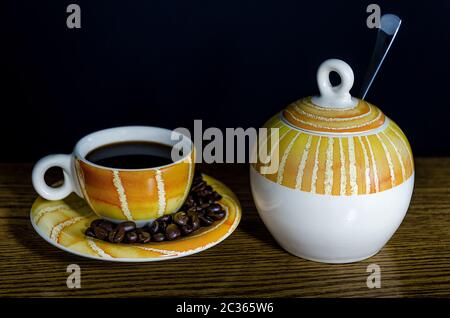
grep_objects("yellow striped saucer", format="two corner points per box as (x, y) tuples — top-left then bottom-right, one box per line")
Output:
(30, 175), (241, 262)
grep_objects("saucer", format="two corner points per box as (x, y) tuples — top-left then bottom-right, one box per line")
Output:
(30, 174), (241, 262)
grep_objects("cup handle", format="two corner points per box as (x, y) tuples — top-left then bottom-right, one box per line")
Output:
(32, 154), (79, 200)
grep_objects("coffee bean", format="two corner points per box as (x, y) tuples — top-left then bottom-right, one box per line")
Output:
(117, 221), (136, 232)
(206, 195), (216, 204)
(85, 227), (96, 238)
(212, 192), (222, 201)
(200, 203), (210, 209)
(187, 209), (197, 218)
(152, 233), (166, 242)
(198, 214), (214, 226)
(166, 224), (181, 240)
(197, 190), (208, 198)
(192, 181), (206, 192)
(115, 229), (126, 243)
(191, 215), (201, 230)
(94, 226), (109, 240)
(107, 229), (115, 242)
(137, 231), (151, 243)
(173, 211), (188, 226)
(91, 219), (104, 228)
(208, 210), (226, 221)
(206, 203), (222, 214)
(205, 185), (213, 193)
(204, 187), (213, 195)
(158, 214), (172, 223)
(196, 211), (206, 219)
(181, 224), (194, 235)
(126, 231), (138, 243)
(159, 221), (167, 233)
(184, 195), (195, 208)
(187, 211), (198, 224)
(108, 227), (126, 243)
(192, 179), (205, 187)
(148, 220), (160, 234)
(98, 220), (115, 232)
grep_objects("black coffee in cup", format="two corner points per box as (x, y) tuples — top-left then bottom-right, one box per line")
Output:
(86, 141), (174, 169)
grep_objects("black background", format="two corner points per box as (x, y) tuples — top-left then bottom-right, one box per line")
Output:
(2, 1), (450, 162)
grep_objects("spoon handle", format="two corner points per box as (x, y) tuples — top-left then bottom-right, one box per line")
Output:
(359, 14), (402, 100)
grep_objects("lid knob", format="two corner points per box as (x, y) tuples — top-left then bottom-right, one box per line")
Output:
(311, 59), (358, 109)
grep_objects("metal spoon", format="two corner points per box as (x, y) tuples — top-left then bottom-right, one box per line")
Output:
(359, 14), (402, 100)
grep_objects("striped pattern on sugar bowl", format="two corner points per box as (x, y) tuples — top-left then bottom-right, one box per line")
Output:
(252, 102), (414, 196)
(75, 150), (195, 221)
(283, 97), (386, 133)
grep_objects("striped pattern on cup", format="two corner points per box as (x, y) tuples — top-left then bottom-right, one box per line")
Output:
(75, 151), (195, 221)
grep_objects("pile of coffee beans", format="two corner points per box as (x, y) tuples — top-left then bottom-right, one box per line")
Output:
(85, 171), (226, 243)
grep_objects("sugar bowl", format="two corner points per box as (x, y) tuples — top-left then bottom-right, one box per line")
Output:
(250, 59), (414, 263)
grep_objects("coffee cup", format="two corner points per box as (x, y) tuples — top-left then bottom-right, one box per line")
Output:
(32, 126), (195, 226)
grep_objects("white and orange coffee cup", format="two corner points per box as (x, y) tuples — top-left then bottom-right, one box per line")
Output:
(32, 126), (195, 226)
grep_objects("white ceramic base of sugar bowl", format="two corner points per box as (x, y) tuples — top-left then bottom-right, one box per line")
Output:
(250, 166), (414, 264)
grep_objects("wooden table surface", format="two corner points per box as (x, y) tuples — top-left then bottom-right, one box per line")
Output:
(1, 158), (450, 297)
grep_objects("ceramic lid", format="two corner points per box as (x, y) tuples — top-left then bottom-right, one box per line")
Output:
(282, 59), (386, 134)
